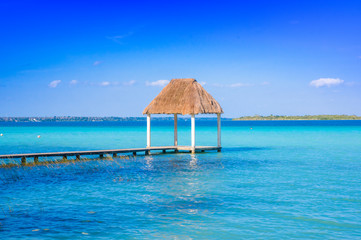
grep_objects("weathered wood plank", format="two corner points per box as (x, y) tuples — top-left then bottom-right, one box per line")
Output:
(0, 146), (178, 159)
(0, 146), (221, 167)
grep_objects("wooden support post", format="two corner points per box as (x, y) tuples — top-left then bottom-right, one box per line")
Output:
(162, 150), (166, 153)
(112, 153), (117, 158)
(174, 114), (178, 146)
(147, 114), (151, 148)
(21, 157), (26, 165)
(217, 113), (221, 148)
(34, 156), (39, 164)
(133, 152), (137, 156)
(99, 154), (104, 159)
(191, 114), (196, 153)
(62, 156), (67, 161)
(76, 155), (80, 160)
(145, 150), (150, 155)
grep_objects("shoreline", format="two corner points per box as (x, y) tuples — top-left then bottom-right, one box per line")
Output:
(1, 115), (361, 123)
(1, 119), (361, 123)
(232, 119), (361, 121)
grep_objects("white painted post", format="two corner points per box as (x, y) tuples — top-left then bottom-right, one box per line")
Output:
(147, 114), (151, 147)
(174, 114), (178, 146)
(217, 113), (221, 147)
(191, 114), (195, 150)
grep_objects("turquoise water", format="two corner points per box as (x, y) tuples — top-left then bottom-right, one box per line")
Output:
(1, 120), (361, 239)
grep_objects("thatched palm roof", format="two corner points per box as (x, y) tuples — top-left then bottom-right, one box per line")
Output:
(143, 78), (223, 115)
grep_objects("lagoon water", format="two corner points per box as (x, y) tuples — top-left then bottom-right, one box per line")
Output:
(1, 120), (361, 239)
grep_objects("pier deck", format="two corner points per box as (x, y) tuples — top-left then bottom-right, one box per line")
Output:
(0, 146), (221, 167)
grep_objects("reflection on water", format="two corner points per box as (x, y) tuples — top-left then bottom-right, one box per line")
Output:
(189, 154), (198, 169)
(144, 155), (154, 170)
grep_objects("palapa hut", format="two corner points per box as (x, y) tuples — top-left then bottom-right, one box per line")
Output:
(143, 78), (223, 153)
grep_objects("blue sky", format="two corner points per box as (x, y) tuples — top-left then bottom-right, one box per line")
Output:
(1, 0), (360, 117)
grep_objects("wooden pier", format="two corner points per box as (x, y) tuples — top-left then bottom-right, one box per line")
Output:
(0, 146), (221, 167)
(0, 78), (224, 168)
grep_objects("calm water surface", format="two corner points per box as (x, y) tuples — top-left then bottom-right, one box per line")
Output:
(0, 120), (361, 239)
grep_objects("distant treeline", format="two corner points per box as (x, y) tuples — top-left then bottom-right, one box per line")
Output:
(233, 115), (361, 120)
(0, 117), (146, 122)
(0, 116), (220, 122)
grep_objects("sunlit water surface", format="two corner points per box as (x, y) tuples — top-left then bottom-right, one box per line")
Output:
(1, 120), (361, 239)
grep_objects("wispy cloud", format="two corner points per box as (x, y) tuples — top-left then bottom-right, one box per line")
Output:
(70, 80), (78, 85)
(93, 61), (102, 66)
(199, 81), (206, 86)
(229, 83), (253, 87)
(100, 81), (111, 86)
(99, 81), (121, 87)
(49, 80), (61, 88)
(107, 32), (133, 44)
(345, 81), (360, 87)
(146, 80), (170, 87)
(310, 78), (344, 88)
(123, 80), (136, 86)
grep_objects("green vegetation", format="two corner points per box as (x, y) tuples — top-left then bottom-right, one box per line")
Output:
(233, 115), (361, 121)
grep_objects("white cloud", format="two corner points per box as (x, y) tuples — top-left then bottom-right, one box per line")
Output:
(123, 80), (136, 86)
(49, 80), (61, 88)
(199, 81), (206, 86)
(93, 61), (102, 66)
(100, 81), (110, 86)
(146, 80), (170, 87)
(310, 78), (344, 88)
(70, 80), (78, 85)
